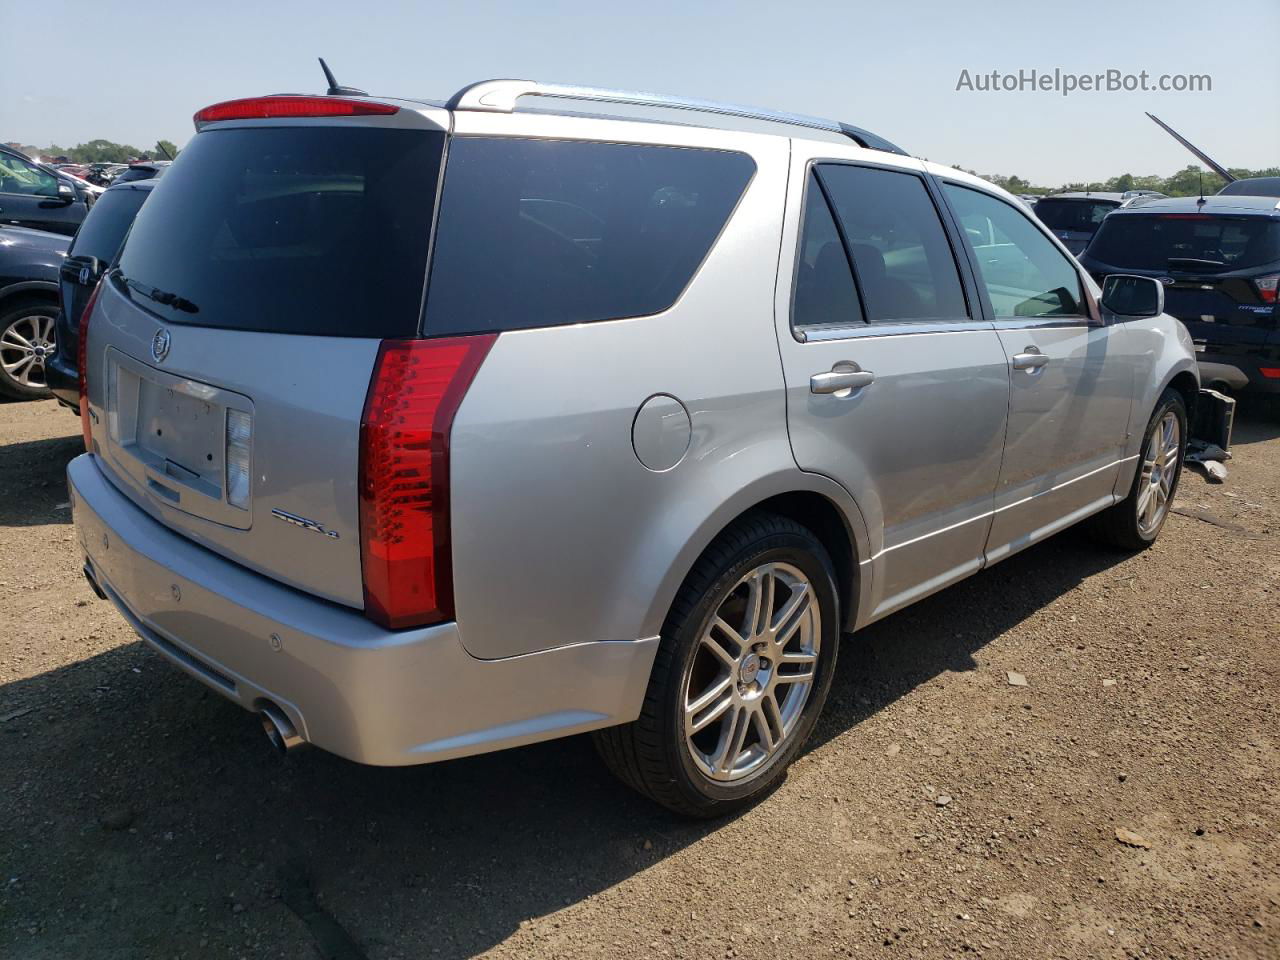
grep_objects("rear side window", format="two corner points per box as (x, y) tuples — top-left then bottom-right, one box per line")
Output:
(1087, 214), (1280, 271)
(945, 184), (1085, 318)
(792, 172), (864, 328)
(117, 126), (444, 336)
(69, 188), (148, 262)
(424, 138), (755, 335)
(817, 164), (968, 322)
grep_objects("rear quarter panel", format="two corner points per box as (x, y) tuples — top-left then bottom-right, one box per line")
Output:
(446, 113), (843, 660)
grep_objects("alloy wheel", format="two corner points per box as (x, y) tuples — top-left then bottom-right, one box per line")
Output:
(0, 313), (56, 389)
(682, 561), (821, 782)
(1137, 410), (1180, 536)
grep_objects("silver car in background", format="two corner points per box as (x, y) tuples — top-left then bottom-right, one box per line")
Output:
(68, 81), (1199, 816)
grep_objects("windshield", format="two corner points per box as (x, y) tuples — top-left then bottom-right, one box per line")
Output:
(116, 125), (444, 336)
(1086, 214), (1280, 270)
(1033, 199), (1118, 232)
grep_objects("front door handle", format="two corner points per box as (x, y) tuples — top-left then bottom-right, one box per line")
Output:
(1011, 348), (1050, 371)
(810, 363), (875, 396)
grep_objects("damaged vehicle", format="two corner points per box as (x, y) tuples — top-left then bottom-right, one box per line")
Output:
(70, 78), (1202, 816)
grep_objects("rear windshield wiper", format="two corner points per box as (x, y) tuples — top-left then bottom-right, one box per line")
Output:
(123, 276), (200, 314)
(1167, 257), (1226, 271)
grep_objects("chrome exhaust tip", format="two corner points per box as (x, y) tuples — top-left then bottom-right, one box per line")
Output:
(260, 703), (306, 754)
(82, 564), (107, 600)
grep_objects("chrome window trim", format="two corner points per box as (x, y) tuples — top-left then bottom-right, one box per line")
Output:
(797, 319), (995, 342)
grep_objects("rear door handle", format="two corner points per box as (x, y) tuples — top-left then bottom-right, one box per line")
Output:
(1011, 348), (1050, 371)
(810, 364), (875, 396)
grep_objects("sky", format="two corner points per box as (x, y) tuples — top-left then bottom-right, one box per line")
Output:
(2, 0), (1276, 184)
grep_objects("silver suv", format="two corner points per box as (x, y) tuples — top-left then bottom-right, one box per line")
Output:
(69, 80), (1199, 816)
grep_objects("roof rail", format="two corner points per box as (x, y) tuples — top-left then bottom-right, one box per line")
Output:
(446, 79), (908, 156)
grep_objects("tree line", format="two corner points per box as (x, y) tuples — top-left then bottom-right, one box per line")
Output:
(962, 164), (1280, 198)
(9, 139), (180, 163)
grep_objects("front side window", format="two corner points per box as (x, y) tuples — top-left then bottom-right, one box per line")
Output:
(0, 153), (59, 197)
(792, 173), (863, 328)
(424, 138), (756, 336)
(817, 164), (968, 322)
(946, 184), (1085, 318)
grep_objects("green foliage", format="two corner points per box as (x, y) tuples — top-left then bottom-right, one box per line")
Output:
(154, 140), (179, 160)
(30, 138), (182, 163)
(965, 164), (1280, 198)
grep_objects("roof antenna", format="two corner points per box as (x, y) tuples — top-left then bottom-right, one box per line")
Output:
(318, 58), (367, 97)
(1197, 170), (1206, 206)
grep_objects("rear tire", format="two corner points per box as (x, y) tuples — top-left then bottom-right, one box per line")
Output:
(0, 299), (58, 400)
(1090, 388), (1186, 550)
(594, 512), (839, 818)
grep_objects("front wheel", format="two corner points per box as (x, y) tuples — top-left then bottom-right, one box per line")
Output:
(594, 513), (839, 818)
(1090, 388), (1187, 550)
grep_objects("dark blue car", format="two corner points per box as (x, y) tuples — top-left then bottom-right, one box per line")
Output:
(1079, 195), (1280, 401)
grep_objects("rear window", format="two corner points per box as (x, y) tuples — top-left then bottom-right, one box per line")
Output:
(424, 138), (755, 335)
(1087, 215), (1280, 270)
(69, 187), (148, 262)
(1218, 178), (1280, 197)
(116, 126), (444, 336)
(1033, 199), (1117, 232)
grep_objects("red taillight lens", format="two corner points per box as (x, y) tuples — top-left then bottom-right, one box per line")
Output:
(78, 278), (104, 452)
(1254, 274), (1278, 304)
(358, 335), (496, 629)
(193, 96), (399, 126)
(1260, 368), (1280, 379)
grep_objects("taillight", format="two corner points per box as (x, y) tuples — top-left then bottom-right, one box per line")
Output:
(1260, 368), (1280, 379)
(358, 335), (496, 629)
(1254, 274), (1278, 304)
(193, 96), (398, 126)
(78, 278), (104, 452)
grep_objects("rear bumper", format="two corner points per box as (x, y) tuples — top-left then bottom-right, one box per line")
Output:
(46, 346), (79, 411)
(68, 454), (658, 766)
(1195, 352), (1280, 395)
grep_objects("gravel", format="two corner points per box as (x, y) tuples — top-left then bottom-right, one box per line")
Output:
(2, 396), (1278, 959)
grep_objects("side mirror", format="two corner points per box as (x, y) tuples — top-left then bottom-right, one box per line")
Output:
(1100, 274), (1164, 318)
(56, 181), (75, 202)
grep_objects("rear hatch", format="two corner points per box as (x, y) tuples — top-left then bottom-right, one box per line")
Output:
(1082, 212), (1280, 350)
(1033, 198), (1119, 255)
(85, 112), (446, 607)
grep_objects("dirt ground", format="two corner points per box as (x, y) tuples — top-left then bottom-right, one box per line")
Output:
(1, 395), (1277, 960)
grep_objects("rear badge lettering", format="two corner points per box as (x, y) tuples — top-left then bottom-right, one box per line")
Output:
(271, 508), (340, 540)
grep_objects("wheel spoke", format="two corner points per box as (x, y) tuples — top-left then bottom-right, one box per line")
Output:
(752, 704), (777, 753)
(686, 679), (734, 736)
(712, 705), (750, 776)
(3, 355), (34, 378)
(761, 693), (785, 745)
(770, 584), (811, 649)
(706, 619), (745, 665)
(1, 329), (32, 349)
(743, 568), (775, 639)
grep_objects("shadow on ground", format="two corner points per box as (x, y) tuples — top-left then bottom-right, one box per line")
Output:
(2, 409), (1272, 957)
(0, 434), (82, 526)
